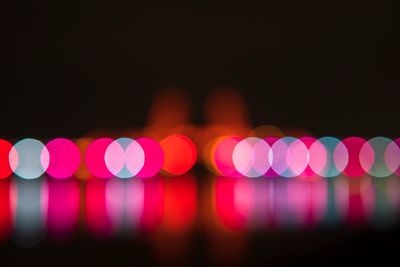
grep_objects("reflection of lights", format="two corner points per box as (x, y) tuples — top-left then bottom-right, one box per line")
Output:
(104, 138), (145, 178)
(0, 180), (12, 241)
(232, 137), (271, 178)
(12, 178), (47, 247)
(85, 138), (114, 178)
(9, 139), (49, 179)
(140, 176), (164, 231)
(46, 138), (81, 179)
(47, 178), (80, 240)
(215, 177), (247, 230)
(105, 178), (144, 236)
(0, 139), (13, 179)
(161, 175), (197, 232)
(136, 138), (164, 178)
(85, 178), (112, 237)
(160, 135), (197, 176)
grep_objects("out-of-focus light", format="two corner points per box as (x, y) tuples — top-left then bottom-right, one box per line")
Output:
(46, 138), (81, 179)
(85, 138), (114, 178)
(160, 135), (197, 176)
(270, 137), (291, 177)
(232, 137), (271, 178)
(286, 138), (308, 177)
(75, 138), (92, 180)
(12, 178), (47, 247)
(161, 175), (197, 232)
(85, 178), (112, 237)
(270, 137), (307, 177)
(385, 139), (400, 176)
(47, 178), (80, 240)
(211, 136), (242, 177)
(136, 137), (164, 178)
(306, 137), (327, 178)
(104, 138), (145, 178)
(0, 180), (12, 241)
(310, 137), (348, 177)
(0, 139), (13, 179)
(362, 137), (392, 177)
(297, 137), (324, 179)
(263, 137), (280, 177)
(215, 177), (247, 231)
(342, 137), (369, 178)
(106, 178), (144, 236)
(140, 176), (164, 231)
(9, 139), (49, 179)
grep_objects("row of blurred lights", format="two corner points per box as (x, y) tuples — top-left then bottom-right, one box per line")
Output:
(206, 136), (400, 178)
(1, 175), (399, 247)
(0, 135), (197, 179)
(1, 136), (400, 179)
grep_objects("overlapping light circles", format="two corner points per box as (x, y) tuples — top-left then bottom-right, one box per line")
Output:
(9, 139), (49, 179)
(0, 139), (13, 179)
(309, 137), (348, 177)
(104, 138), (145, 178)
(232, 137), (271, 178)
(362, 137), (400, 177)
(269, 137), (308, 177)
(1, 136), (400, 179)
(228, 136), (400, 178)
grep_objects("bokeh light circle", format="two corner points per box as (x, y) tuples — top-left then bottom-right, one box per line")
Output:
(270, 137), (291, 177)
(385, 138), (400, 176)
(85, 138), (114, 178)
(232, 137), (271, 178)
(104, 138), (145, 178)
(310, 137), (348, 177)
(160, 134), (197, 176)
(286, 138), (308, 177)
(9, 138), (49, 179)
(0, 139), (13, 179)
(362, 137), (393, 177)
(46, 138), (81, 179)
(342, 137), (369, 178)
(136, 137), (164, 178)
(212, 136), (242, 177)
(263, 137), (280, 177)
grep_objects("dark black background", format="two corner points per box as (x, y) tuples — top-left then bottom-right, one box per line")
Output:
(2, 0), (399, 138)
(1, 1), (400, 266)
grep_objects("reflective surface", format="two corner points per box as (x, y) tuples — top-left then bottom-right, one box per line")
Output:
(1, 174), (400, 266)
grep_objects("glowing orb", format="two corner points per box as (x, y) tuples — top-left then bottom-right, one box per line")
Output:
(385, 138), (400, 176)
(263, 137), (280, 177)
(342, 137), (369, 178)
(46, 138), (81, 179)
(160, 135), (196, 176)
(310, 137), (348, 177)
(136, 137), (164, 178)
(104, 138), (145, 178)
(232, 137), (271, 178)
(9, 139), (49, 179)
(85, 138), (114, 178)
(362, 137), (393, 177)
(212, 136), (242, 177)
(0, 139), (13, 179)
